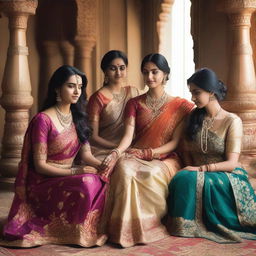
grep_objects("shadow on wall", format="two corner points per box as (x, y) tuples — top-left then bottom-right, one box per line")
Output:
(36, 0), (77, 109)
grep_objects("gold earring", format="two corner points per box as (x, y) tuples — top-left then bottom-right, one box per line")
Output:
(104, 76), (109, 85)
(162, 76), (167, 85)
(209, 95), (215, 101)
(56, 93), (62, 102)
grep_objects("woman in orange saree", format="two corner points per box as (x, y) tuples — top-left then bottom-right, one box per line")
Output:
(87, 50), (139, 162)
(101, 53), (194, 247)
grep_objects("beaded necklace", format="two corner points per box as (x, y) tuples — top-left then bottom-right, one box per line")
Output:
(200, 108), (222, 153)
(55, 106), (72, 128)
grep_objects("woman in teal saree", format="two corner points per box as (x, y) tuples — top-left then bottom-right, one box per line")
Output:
(167, 68), (256, 243)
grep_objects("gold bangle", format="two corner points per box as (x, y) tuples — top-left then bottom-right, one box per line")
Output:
(111, 148), (121, 158)
(71, 167), (76, 175)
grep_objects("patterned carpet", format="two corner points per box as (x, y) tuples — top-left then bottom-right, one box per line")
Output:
(1, 237), (256, 256)
(1, 189), (256, 256)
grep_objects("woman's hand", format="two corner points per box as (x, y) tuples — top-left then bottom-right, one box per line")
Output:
(71, 165), (98, 175)
(183, 166), (201, 171)
(98, 151), (120, 183)
(100, 151), (119, 171)
(126, 148), (153, 161)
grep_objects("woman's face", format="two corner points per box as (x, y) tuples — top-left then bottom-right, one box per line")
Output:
(105, 58), (127, 84)
(189, 83), (212, 108)
(58, 74), (83, 104)
(142, 61), (166, 89)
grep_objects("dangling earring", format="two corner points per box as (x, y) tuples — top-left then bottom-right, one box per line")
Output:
(104, 76), (109, 85)
(209, 95), (215, 101)
(162, 76), (167, 85)
(56, 92), (62, 102)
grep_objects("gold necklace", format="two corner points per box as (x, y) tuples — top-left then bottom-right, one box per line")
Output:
(200, 108), (222, 153)
(55, 106), (72, 128)
(145, 91), (168, 115)
(112, 87), (125, 102)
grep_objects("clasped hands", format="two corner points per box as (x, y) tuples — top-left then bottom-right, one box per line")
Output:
(126, 148), (169, 161)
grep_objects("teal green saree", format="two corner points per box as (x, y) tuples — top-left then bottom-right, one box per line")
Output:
(167, 113), (256, 243)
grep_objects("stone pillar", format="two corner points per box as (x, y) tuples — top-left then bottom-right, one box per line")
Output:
(38, 40), (61, 108)
(74, 38), (95, 97)
(74, 0), (97, 97)
(157, 0), (174, 53)
(218, 0), (256, 185)
(0, 0), (37, 177)
(59, 40), (75, 66)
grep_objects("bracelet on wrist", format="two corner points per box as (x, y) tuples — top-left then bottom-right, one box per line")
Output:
(110, 148), (121, 158)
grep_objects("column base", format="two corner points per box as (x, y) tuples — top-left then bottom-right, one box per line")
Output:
(0, 158), (19, 177)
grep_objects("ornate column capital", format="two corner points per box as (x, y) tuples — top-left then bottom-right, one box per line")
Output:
(0, 0), (38, 15)
(217, 0), (256, 13)
(74, 0), (96, 45)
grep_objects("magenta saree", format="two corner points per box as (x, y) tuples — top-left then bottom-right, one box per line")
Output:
(1, 113), (107, 247)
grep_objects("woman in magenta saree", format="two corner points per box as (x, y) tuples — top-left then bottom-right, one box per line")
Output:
(1, 65), (107, 247)
(101, 54), (194, 247)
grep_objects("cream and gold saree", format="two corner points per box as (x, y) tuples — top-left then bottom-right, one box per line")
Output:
(105, 95), (194, 247)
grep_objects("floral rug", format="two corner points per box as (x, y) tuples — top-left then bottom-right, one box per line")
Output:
(0, 236), (256, 256)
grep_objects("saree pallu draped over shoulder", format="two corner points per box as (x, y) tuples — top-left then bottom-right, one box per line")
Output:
(167, 113), (256, 243)
(0, 113), (107, 247)
(87, 86), (139, 161)
(104, 95), (194, 247)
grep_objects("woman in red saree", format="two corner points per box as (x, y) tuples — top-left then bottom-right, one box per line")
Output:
(1, 65), (107, 247)
(101, 53), (194, 247)
(87, 50), (139, 162)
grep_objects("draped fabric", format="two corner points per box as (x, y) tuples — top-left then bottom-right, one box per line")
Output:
(167, 113), (256, 243)
(105, 95), (194, 247)
(87, 86), (139, 161)
(1, 113), (107, 247)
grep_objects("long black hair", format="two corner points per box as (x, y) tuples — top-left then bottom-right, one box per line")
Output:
(41, 65), (91, 143)
(100, 50), (128, 86)
(186, 68), (227, 140)
(140, 53), (170, 80)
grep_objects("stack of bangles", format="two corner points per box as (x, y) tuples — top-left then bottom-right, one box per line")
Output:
(198, 163), (217, 172)
(71, 167), (80, 175)
(110, 148), (121, 158)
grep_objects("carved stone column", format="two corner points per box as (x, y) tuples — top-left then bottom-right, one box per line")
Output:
(38, 40), (61, 108)
(74, 0), (97, 97)
(157, 0), (174, 53)
(60, 40), (75, 66)
(0, 0), (37, 177)
(218, 0), (256, 185)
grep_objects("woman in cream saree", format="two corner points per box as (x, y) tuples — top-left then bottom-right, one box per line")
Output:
(101, 53), (194, 247)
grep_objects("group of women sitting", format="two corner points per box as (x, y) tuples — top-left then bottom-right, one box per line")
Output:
(1, 51), (256, 248)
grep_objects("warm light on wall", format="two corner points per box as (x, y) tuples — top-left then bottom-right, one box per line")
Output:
(164, 0), (194, 100)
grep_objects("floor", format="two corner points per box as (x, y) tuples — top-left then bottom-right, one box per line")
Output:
(0, 181), (256, 256)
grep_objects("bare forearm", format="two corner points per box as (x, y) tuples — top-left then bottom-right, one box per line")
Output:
(35, 162), (72, 176)
(91, 135), (118, 149)
(81, 151), (101, 168)
(152, 140), (178, 155)
(200, 160), (240, 172)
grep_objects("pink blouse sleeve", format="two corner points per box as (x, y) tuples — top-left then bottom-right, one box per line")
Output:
(31, 113), (50, 161)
